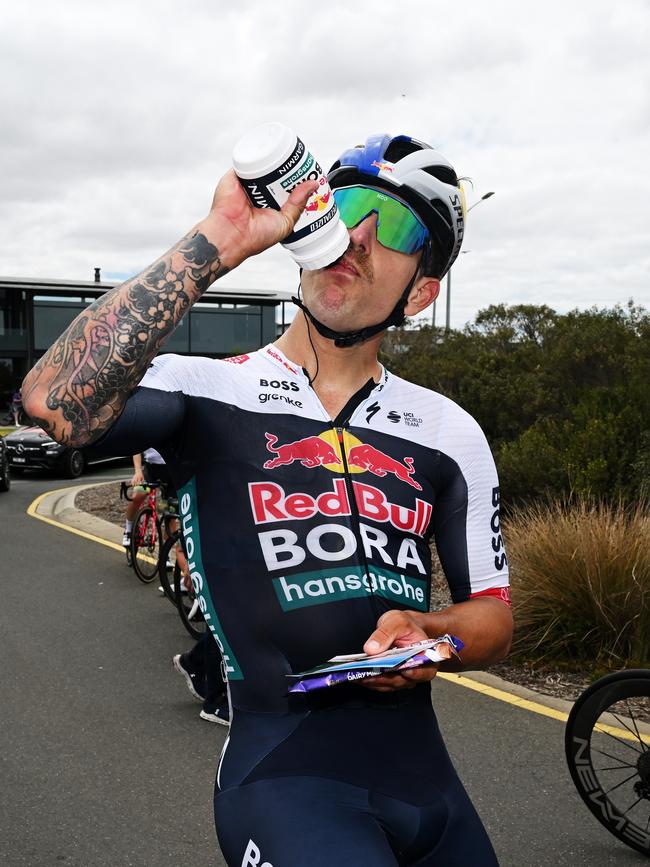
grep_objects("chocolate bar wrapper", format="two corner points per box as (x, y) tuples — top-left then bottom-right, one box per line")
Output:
(288, 635), (463, 694)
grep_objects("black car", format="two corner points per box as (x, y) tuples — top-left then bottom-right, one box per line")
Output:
(0, 435), (10, 492)
(4, 424), (127, 478)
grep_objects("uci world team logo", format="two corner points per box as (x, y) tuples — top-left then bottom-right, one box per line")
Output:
(262, 430), (422, 490)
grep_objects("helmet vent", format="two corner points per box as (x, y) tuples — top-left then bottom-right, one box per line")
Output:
(423, 165), (458, 186)
(384, 139), (423, 162)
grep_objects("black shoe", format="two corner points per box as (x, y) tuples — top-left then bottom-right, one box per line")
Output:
(200, 695), (230, 727)
(172, 653), (205, 702)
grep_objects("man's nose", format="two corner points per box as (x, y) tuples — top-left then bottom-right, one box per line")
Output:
(347, 212), (378, 253)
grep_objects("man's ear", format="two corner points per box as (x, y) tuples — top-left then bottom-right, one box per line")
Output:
(404, 278), (440, 316)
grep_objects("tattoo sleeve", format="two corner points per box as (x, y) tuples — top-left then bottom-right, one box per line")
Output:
(22, 231), (228, 446)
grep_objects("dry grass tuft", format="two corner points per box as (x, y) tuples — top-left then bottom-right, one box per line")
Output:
(506, 498), (650, 670)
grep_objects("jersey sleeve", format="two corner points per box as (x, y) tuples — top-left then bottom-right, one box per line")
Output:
(432, 414), (510, 605)
(90, 354), (188, 459)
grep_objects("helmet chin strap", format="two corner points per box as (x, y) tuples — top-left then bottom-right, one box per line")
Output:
(291, 258), (422, 349)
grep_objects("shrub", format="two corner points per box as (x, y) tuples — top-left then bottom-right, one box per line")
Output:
(506, 498), (650, 670)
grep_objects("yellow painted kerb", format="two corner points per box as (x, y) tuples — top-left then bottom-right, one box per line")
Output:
(27, 487), (125, 554)
(27, 486), (649, 745)
(437, 671), (570, 723)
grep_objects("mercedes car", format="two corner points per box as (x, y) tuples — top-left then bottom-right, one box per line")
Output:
(3, 423), (127, 478)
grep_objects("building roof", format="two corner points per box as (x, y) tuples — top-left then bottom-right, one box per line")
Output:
(0, 275), (294, 303)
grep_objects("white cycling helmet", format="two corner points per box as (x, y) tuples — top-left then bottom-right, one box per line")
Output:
(328, 133), (466, 278)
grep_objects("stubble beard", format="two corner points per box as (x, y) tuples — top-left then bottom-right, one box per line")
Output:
(304, 247), (375, 329)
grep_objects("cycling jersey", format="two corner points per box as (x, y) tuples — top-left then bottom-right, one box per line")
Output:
(97, 343), (507, 865)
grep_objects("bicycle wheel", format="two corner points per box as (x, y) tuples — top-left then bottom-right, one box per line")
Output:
(175, 571), (208, 640)
(130, 507), (160, 583)
(565, 669), (650, 856)
(159, 533), (181, 603)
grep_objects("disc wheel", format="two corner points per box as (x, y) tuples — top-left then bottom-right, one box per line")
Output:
(130, 507), (160, 583)
(565, 669), (650, 856)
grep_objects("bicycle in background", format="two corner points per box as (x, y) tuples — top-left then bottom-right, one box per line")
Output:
(565, 668), (650, 857)
(159, 529), (208, 640)
(119, 481), (179, 583)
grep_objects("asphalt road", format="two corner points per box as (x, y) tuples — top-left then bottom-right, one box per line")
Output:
(1, 468), (647, 866)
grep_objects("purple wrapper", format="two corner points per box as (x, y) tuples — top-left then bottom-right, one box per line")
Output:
(288, 642), (454, 694)
(288, 668), (386, 693)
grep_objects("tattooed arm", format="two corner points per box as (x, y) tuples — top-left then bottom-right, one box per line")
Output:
(22, 171), (317, 446)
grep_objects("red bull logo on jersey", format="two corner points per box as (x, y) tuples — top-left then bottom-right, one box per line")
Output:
(347, 444), (421, 490)
(262, 430), (422, 490)
(263, 433), (341, 470)
(249, 476), (432, 539)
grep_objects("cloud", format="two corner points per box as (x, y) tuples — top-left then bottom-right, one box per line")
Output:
(1, 0), (648, 328)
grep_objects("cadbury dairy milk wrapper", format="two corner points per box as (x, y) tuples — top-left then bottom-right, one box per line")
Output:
(288, 635), (463, 694)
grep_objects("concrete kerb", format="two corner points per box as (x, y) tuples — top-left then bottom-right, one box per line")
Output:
(35, 481), (125, 548)
(33, 480), (577, 719)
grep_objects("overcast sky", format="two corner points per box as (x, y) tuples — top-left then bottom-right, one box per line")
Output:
(2, 0), (648, 328)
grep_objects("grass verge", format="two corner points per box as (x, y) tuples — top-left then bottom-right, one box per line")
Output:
(506, 498), (650, 673)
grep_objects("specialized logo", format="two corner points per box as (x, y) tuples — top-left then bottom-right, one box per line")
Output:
(262, 430), (422, 490)
(224, 354), (250, 364)
(366, 401), (381, 423)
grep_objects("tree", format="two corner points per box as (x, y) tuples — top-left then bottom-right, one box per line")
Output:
(381, 302), (650, 503)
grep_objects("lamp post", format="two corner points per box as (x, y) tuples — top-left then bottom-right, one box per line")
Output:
(443, 191), (495, 333)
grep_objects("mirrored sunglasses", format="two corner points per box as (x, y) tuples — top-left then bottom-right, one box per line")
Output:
(332, 185), (429, 255)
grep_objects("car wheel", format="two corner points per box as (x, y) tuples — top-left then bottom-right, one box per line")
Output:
(0, 465), (9, 492)
(63, 449), (85, 478)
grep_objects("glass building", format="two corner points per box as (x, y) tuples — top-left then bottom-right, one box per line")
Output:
(0, 274), (293, 413)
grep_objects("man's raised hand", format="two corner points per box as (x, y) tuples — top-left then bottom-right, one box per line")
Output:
(200, 170), (319, 270)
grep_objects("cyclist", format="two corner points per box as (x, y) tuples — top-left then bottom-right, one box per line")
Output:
(23, 132), (513, 866)
(173, 634), (229, 725)
(122, 448), (173, 546)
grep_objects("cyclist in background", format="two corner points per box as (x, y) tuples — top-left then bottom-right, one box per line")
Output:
(173, 635), (229, 726)
(122, 447), (174, 547)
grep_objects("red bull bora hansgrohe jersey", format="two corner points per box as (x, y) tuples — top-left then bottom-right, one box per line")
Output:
(97, 345), (509, 713)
